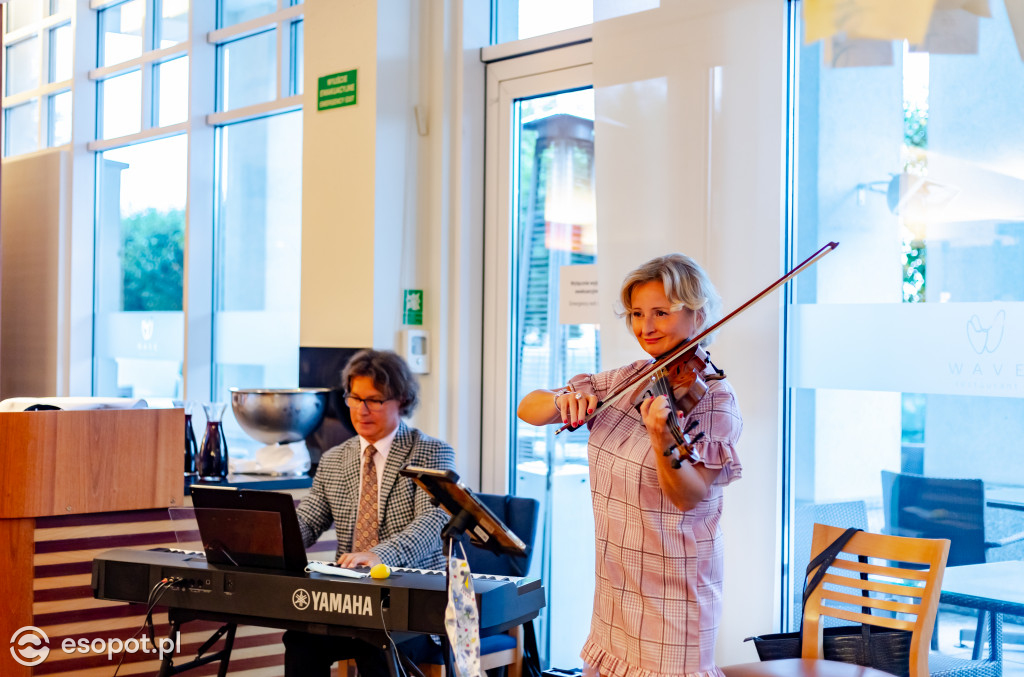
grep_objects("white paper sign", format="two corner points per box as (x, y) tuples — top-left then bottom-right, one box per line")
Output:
(559, 265), (601, 325)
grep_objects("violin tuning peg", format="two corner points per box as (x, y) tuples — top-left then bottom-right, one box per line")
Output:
(670, 458), (683, 469)
(684, 419), (700, 433)
(691, 432), (705, 443)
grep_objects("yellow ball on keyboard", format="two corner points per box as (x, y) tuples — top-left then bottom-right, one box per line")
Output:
(370, 563), (391, 579)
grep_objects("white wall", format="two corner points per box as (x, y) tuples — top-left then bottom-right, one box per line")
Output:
(0, 151), (69, 399)
(300, 0), (487, 482)
(300, 0), (379, 350)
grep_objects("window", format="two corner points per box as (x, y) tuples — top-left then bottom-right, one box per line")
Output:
(785, 0), (1024, 656)
(99, 69), (143, 139)
(7, 0), (42, 33)
(290, 19), (303, 96)
(98, 0), (144, 67)
(47, 89), (71, 145)
(155, 0), (188, 48)
(6, 36), (40, 96)
(213, 111), (303, 443)
(490, 0), (659, 43)
(2, 0), (306, 408)
(94, 135), (187, 398)
(93, 0), (188, 142)
(48, 22), (71, 82)
(219, 0), (277, 28)
(5, 99), (39, 155)
(218, 30), (277, 111)
(154, 55), (188, 126)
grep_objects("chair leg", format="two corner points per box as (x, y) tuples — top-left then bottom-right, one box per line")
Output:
(989, 611), (1003, 663)
(971, 610), (988, 660)
(419, 663), (445, 677)
(509, 625), (525, 677)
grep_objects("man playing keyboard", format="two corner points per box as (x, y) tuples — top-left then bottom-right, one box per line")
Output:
(284, 349), (455, 677)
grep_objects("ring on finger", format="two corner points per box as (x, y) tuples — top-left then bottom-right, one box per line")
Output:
(574, 392), (583, 400)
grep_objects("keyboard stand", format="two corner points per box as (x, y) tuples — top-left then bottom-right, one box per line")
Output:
(158, 609), (237, 677)
(155, 606), (415, 677)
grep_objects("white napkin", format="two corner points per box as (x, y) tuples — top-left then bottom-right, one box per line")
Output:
(0, 397), (149, 412)
(229, 442), (311, 475)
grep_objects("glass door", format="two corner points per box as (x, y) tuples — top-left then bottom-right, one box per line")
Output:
(483, 46), (595, 667)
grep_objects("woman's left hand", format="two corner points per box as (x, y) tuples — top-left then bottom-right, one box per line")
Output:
(639, 394), (678, 454)
(640, 394), (719, 511)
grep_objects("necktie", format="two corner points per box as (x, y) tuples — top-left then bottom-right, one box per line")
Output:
(353, 445), (379, 552)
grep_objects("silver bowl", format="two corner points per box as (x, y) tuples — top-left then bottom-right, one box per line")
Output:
(229, 388), (331, 445)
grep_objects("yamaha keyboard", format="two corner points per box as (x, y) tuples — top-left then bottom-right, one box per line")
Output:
(92, 547), (545, 636)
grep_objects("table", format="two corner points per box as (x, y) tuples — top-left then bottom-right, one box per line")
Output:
(941, 560), (1024, 661)
(987, 486), (1024, 512)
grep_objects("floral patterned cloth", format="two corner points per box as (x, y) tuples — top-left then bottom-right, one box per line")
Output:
(445, 542), (481, 677)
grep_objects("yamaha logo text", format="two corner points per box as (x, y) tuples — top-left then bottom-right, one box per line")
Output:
(292, 588), (373, 615)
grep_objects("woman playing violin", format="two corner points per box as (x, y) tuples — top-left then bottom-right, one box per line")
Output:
(517, 253), (743, 677)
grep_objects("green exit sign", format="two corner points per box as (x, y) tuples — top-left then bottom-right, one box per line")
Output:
(317, 69), (357, 111)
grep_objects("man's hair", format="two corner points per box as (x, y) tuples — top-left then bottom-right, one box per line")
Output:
(617, 253), (723, 346)
(341, 349), (420, 417)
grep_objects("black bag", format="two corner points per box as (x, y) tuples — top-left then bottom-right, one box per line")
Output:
(745, 527), (913, 677)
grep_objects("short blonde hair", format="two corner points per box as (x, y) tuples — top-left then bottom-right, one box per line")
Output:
(618, 254), (722, 346)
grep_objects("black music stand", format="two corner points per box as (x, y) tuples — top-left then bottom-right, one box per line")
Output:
(399, 466), (528, 558)
(400, 466), (529, 677)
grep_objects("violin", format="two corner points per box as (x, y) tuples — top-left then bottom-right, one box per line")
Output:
(555, 241), (840, 462)
(629, 344), (724, 468)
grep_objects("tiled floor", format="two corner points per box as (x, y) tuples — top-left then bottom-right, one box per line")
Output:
(934, 609), (1024, 675)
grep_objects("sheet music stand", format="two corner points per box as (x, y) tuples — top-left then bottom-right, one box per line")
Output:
(400, 465), (529, 677)
(399, 466), (528, 558)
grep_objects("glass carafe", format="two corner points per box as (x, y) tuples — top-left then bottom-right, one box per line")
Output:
(184, 401), (198, 478)
(198, 402), (229, 481)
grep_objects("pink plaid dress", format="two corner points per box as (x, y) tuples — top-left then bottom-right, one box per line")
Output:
(570, 360), (743, 677)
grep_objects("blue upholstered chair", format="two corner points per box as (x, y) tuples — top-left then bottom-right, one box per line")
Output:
(420, 492), (541, 677)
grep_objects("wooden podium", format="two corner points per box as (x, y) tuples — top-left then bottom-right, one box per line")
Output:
(0, 408), (182, 675)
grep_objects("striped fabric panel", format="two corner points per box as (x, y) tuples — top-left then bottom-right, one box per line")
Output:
(30, 492), (323, 677)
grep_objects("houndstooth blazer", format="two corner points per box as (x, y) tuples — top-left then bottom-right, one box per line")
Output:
(296, 421), (455, 570)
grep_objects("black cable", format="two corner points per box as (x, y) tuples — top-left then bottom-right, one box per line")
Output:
(379, 596), (408, 677)
(111, 577), (178, 677)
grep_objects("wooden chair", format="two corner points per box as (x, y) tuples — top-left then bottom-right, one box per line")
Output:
(724, 523), (950, 677)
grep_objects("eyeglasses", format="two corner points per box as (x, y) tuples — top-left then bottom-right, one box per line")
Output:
(344, 394), (393, 412)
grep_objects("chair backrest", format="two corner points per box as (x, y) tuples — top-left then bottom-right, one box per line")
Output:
(802, 524), (950, 677)
(880, 470), (986, 566)
(462, 493), (540, 578)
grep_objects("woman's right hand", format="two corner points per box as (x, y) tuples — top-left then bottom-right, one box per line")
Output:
(516, 386), (597, 427)
(555, 389), (598, 429)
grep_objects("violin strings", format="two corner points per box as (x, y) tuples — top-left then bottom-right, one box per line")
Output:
(649, 371), (689, 454)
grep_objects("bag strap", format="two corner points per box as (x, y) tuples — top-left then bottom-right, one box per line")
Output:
(801, 527), (861, 609)
(800, 527), (879, 664)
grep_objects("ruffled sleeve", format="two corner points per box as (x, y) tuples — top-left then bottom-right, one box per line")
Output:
(686, 378), (743, 486)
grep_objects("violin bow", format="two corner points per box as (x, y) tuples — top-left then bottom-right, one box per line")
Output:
(554, 241), (839, 434)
